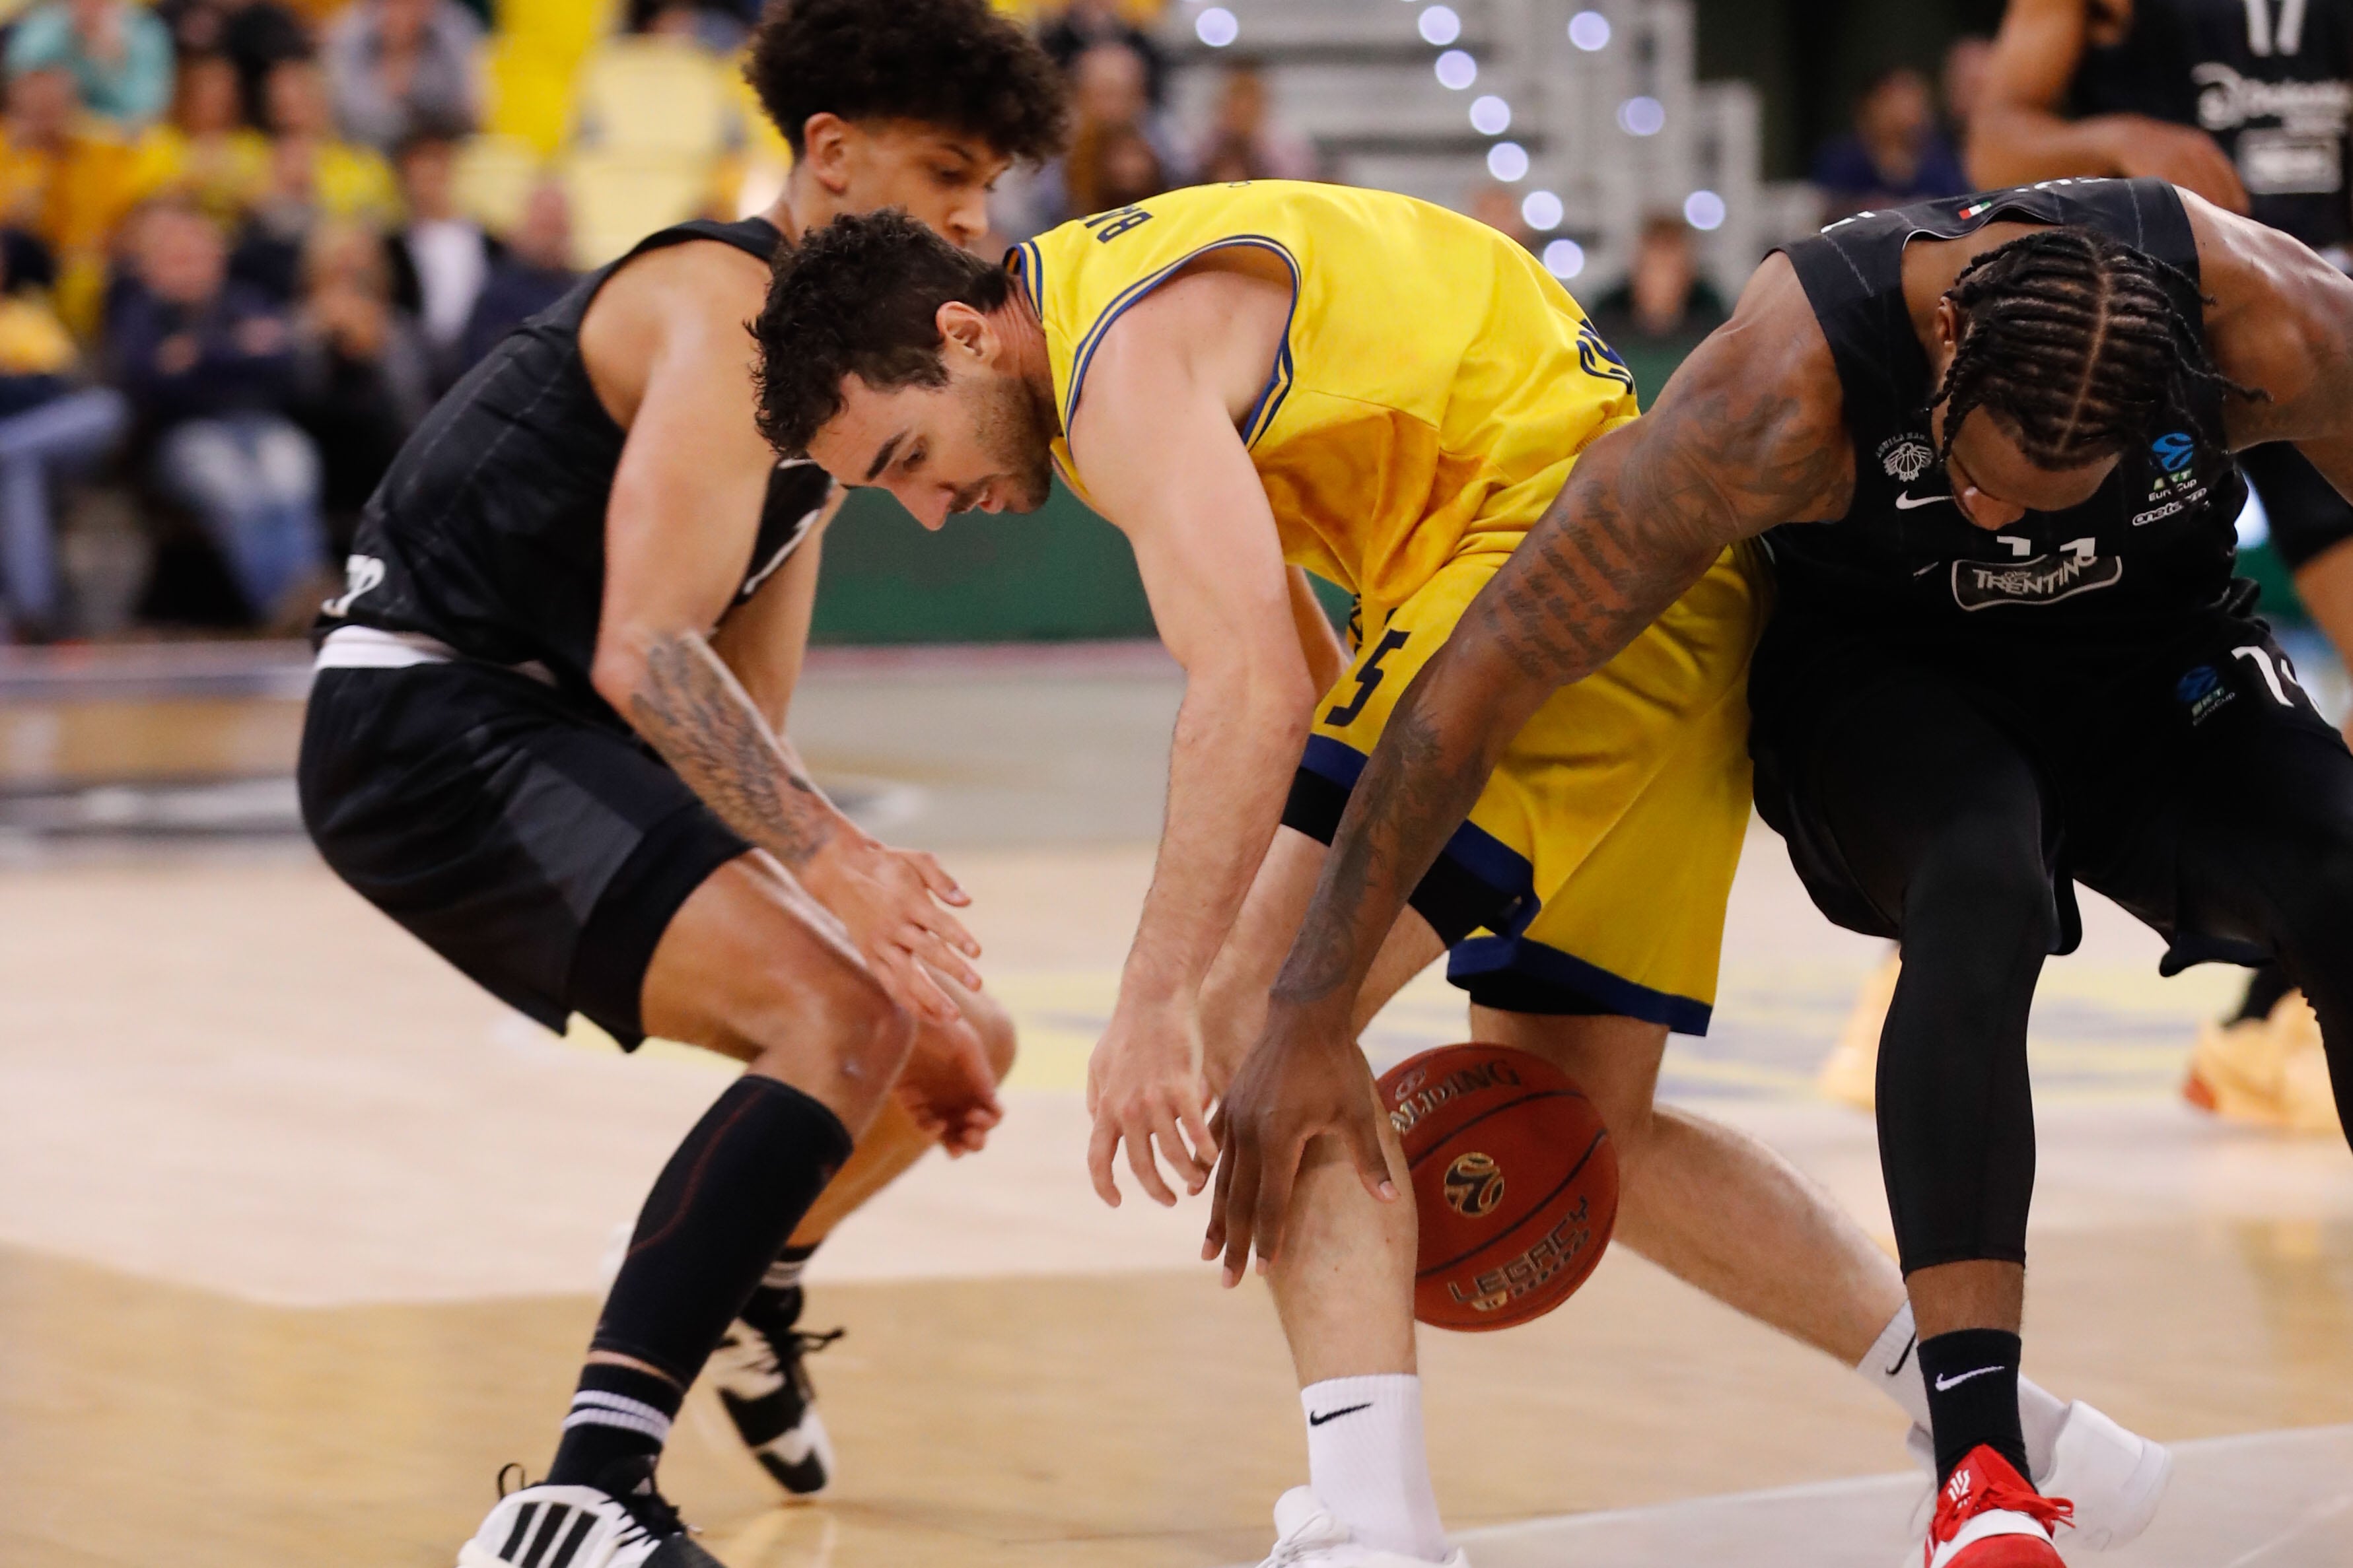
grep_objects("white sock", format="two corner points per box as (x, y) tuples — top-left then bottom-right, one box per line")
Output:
(1858, 1300), (1932, 1431)
(1855, 1300), (2068, 1483)
(1301, 1375), (1448, 1562)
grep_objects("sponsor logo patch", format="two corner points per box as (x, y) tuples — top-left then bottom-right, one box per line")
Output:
(1951, 551), (2125, 610)
(2178, 663), (2236, 724)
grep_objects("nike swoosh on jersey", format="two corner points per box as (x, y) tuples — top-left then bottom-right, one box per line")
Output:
(1895, 492), (1953, 510)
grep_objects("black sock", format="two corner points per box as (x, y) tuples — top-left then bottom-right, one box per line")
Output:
(547, 1362), (684, 1487)
(1918, 1328), (2029, 1484)
(575, 1075), (851, 1437)
(743, 1241), (818, 1332)
(2228, 962), (2296, 1026)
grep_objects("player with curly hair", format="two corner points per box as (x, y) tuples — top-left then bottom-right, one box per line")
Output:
(295, 3), (1065, 1562)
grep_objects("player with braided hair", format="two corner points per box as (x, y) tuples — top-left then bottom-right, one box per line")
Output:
(1215, 176), (2353, 1568)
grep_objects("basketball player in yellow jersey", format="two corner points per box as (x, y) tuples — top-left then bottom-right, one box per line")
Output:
(750, 185), (2145, 1566)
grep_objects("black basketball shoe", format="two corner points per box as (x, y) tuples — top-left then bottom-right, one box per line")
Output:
(456, 1456), (720, 1568)
(708, 1285), (841, 1496)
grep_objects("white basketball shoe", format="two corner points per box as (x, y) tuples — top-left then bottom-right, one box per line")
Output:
(455, 1458), (721, 1568)
(1254, 1488), (1469, 1568)
(1905, 1402), (2171, 1555)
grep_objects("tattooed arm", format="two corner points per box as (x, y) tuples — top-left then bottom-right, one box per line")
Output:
(2193, 189), (2353, 499)
(1205, 256), (1855, 1278)
(588, 239), (978, 1024)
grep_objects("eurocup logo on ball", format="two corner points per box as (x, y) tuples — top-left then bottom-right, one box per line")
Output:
(1443, 1151), (1506, 1216)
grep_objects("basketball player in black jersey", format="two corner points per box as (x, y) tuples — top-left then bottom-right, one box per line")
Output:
(1973, 0), (2353, 1118)
(1212, 176), (2353, 1565)
(295, 3), (1065, 1563)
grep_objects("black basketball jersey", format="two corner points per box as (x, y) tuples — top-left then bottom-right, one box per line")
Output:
(1767, 178), (2249, 649)
(317, 215), (830, 712)
(2072, 0), (2353, 249)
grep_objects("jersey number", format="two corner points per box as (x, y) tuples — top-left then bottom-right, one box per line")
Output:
(1326, 628), (1409, 727)
(2243, 0), (2309, 55)
(2233, 644), (2303, 704)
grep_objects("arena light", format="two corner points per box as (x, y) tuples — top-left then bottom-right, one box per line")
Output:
(1419, 5), (1461, 45)
(1618, 96), (1665, 136)
(1568, 10), (1611, 50)
(1543, 238), (1586, 279)
(1196, 6), (1240, 46)
(1487, 141), (1530, 182)
(1435, 49), (1477, 89)
(1683, 189), (1726, 230)
(1470, 94), (1512, 135)
(1522, 189), (1564, 230)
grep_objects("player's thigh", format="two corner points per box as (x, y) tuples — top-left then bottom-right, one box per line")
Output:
(1469, 1007), (1668, 1150)
(2173, 703), (2353, 943)
(642, 851), (911, 1116)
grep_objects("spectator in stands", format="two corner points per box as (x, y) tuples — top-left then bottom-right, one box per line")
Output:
(0, 241), (125, 638)
(6, 0), (176, 129)
(1191, 61), (1317, 184)
(322, 0), (481, 152)
(1027, 41), (1176, 226)
(384, 125), (492, 388)
(1811, 64), (1968, 222)
(1942, 34), (1994, 146)
(1582, 210), (1728, 406)
(1040, 0), (1166, 108)
(0, 65), (151, 334)
(1465, 182), (1535, 250)
(155, 0), (311, 129)
(458, 178), (574, 371)
(632, 0), (750, 52)
(234, 57), (400, 298)
(141, 51), (270, 224)
(109, 199), (326, 626)
(292, 219), (427, 542)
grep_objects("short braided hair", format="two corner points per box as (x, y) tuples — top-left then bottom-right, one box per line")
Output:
(1930, 226), (2264, 469)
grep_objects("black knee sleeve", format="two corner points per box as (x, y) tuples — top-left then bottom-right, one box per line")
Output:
(1877, 840), (2053, 1276)
(590, 1074), (854, 1386)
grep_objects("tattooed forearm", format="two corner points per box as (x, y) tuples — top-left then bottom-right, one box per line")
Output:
(1263, 275), (1850, 1020)
(627, 630), (838, 869)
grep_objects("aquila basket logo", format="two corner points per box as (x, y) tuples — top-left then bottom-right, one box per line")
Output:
(1879, 436), (1936, 483)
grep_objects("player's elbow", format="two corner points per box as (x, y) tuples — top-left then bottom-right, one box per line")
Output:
(589, 630), (659, 718)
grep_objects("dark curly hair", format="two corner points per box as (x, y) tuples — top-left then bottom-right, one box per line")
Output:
(1931, 226), (2264, 469)
(744, 0), (1071, 160)
(753, 208), (1016, 454)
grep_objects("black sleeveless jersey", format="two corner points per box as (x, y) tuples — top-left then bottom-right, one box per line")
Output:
(318, 215), (831, 714)
(2072, 0), (2353, 249)
(1767, 178), (2249, 650)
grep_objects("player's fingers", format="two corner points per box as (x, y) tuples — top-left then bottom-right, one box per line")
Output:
(1176, 1096), (1218, 1193)
(1203, 1119), (1236, 1258)
(901, 922), (982, 993)
(1149, 1107), (1209, 1192)
(1218, 1143), (1262, 1285)
(1124, 1111), (1181, 1208)
(911, 852), (972, 908)
(871, 947), (953, 1026)
(1251, 1134), (1305, 1272)
(1343, 1110), (1399, 1202)
(913, 899), (982, 961)
(1087, 1111), (1125, 1208)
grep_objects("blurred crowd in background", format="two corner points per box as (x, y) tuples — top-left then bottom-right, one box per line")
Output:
(0, 0), (1990, 645)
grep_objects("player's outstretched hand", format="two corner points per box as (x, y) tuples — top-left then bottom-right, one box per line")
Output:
(1204, 1009), (1397, 1286)
(1087, 996), (1217, 1208)
(895, 1006), (1004, 1157)
(802, 834), (981, 1026)
(2109, 119), (2251, 215)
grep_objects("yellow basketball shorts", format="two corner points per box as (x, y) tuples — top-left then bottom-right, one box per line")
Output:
(1281, 543), (1763, 1033)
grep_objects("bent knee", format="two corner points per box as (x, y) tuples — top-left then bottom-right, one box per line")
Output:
(964, 988), (1018, 1083)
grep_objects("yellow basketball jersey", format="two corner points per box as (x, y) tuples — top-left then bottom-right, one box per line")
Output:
(1010, 181), (1640, 603)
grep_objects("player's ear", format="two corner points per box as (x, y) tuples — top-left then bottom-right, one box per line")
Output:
(799, 112), (855, 195)
(1932, 296), (1963, 354)
(935, 300), (991, 362)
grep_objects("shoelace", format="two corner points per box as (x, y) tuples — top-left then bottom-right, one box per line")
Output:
(736, 1323), (845, 1381)
(1928, 1470), (2074, 1551)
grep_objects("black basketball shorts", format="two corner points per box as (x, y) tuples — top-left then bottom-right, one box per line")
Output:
(299, 660), (750, 1046)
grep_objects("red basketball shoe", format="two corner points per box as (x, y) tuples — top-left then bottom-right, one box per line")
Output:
(1924, 1447), (2072, 1567)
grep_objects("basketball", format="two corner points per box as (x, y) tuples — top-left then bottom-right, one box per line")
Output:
(1376, 1043), (1619, 1332)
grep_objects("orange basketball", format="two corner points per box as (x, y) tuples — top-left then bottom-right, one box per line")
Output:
(1376, 1042), (1618, 1332)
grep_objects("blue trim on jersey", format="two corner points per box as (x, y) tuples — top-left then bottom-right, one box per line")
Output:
(1446, 936), (1715, 1037)
(1296, 734), (1535, 906)
(1010, 240), (1045, 316)
(1061, 235), (1303, 450)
